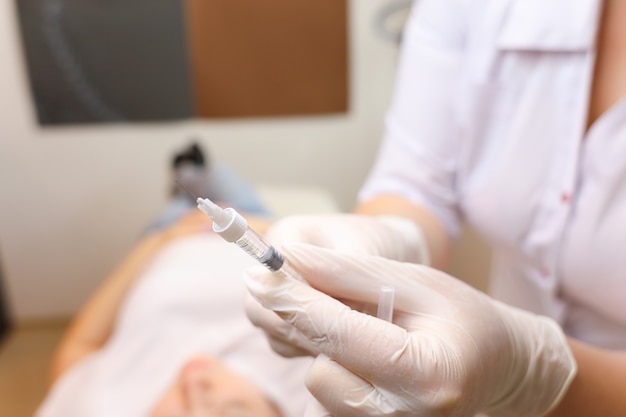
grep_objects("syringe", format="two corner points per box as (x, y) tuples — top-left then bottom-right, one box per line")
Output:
(196, 197), (302, 281)
(195, 195), (395, 319)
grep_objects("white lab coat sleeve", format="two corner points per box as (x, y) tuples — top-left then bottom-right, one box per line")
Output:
(358, 0), (469, 238)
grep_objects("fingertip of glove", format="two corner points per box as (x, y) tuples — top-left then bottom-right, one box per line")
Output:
(304, 398), (333, 417)
(243, 265), (276, 290)
(244, 264), (300, 298)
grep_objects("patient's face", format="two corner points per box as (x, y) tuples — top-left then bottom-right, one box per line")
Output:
(149, 355), (283, 417)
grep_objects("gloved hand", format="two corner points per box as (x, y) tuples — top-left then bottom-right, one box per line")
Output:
(245, 213), (430, 357)
(245, 244), (577, 417)
(264, 213), (430, 264)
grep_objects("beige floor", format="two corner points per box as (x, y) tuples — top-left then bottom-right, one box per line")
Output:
(0, 321), (68, 417)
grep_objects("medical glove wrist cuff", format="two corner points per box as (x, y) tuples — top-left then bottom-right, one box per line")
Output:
(485, 303), (577, 417)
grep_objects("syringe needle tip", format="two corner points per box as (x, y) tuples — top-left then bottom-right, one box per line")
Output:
(175, 181), (199, 199)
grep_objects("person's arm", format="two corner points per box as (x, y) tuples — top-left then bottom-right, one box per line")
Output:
(355, 194), (452, 270)
(548, 339), (626, 417)
(353, 203), (626, 417)
(245, 244), (578, 417)
(352, 0), (469, 271)
(49, 210), (218, 383)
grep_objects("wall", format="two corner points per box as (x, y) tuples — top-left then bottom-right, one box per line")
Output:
(0, 1), (491, 321)
(0, 1), (403, 320)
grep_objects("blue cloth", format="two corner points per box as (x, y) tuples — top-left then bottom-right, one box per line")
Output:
(143, 164), (270, 236)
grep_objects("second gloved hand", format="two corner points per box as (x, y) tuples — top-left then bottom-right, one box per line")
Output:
(245, 244), (576, 417)
(245, 213), (430, 357)
(264, 213), (430, 263)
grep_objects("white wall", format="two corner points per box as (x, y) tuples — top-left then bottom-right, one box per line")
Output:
(0, 1), (402, 320)
(1, 0), (493, 322)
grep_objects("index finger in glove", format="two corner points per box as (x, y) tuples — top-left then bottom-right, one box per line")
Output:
(244, 286), (318, 357)
(244, 252), (419, 394)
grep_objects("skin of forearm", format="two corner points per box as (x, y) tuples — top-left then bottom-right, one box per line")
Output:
(547, 338), (626, 417)
(354, 194), (452, 269)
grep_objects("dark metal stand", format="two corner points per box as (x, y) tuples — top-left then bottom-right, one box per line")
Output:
(0, 254), (11, 344)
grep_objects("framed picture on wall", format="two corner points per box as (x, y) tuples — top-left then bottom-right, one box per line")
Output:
(15, 0), (349, 125)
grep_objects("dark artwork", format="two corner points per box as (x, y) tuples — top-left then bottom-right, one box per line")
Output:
(15, 0), (194, 125)
(15, 0), (349, 125)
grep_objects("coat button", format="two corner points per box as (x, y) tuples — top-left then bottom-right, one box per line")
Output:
(560, 192), (571, 204)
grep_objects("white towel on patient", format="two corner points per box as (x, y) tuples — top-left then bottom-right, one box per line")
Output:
(36, 234), (313, 417)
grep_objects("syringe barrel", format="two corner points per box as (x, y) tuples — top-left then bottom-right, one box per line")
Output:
(235, 227), (303, 281)
(236, 227), (283, 270)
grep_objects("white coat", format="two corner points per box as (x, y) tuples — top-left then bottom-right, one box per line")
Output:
(359, 0), (626, 348)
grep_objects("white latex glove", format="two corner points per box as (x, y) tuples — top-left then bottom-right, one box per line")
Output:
(245, 213), (430, 356)
(264, 213), (430, 264)
(245, 244), (577, 417)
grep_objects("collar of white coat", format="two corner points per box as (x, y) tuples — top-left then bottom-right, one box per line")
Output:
(498, 0), (602, 51)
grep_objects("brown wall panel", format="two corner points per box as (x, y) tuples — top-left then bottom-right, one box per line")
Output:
(185, 0), (348, 118)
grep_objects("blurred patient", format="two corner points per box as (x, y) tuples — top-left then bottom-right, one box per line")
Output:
(146, 142), (270, 236)
(36, 145), (312, 417)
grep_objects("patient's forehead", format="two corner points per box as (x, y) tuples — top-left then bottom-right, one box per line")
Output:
(149, 355), (283, 417)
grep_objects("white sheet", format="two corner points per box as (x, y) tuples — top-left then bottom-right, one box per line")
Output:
(36, 234), (312, 417)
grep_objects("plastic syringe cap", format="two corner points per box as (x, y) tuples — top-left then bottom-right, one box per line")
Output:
(196, 198), (248, 242)
(212, 207), (248, 242)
